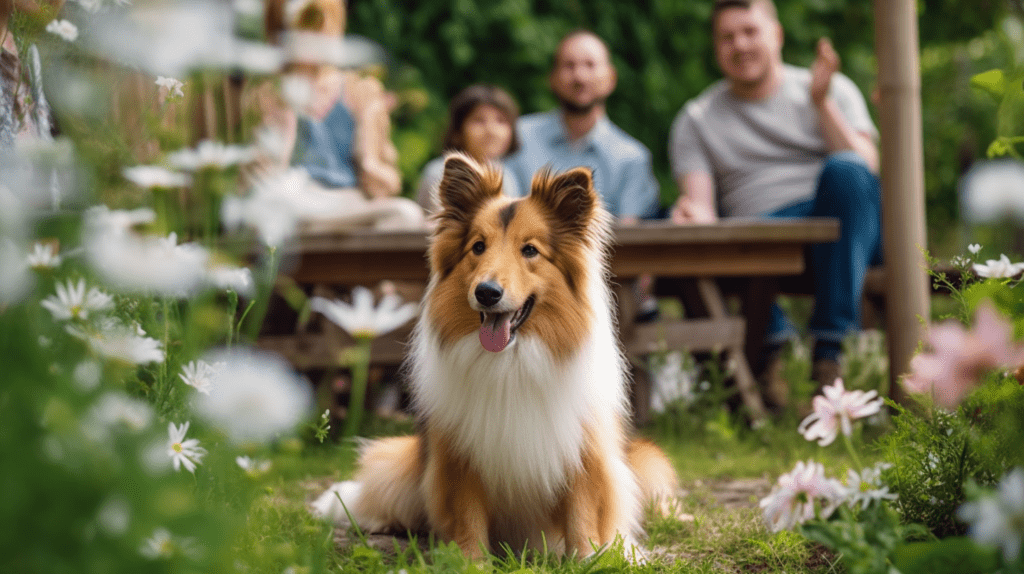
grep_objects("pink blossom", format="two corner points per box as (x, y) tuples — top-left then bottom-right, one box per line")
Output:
(759, 460), (844, 532)
(903, 302), (1024, 409)
(798, 378), (884, 446)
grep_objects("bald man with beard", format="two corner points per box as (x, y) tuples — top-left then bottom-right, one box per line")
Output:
(508, 30), (660, 225)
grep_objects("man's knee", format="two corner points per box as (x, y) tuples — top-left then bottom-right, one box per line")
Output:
(817, 152), (879, 207)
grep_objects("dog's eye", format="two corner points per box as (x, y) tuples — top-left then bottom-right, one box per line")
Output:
(472, 241), (486, 255)
(521, 244), (539, 258)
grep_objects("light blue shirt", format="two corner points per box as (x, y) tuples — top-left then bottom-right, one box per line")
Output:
(292, 100), (358, 189)
(508, 110), (660, 219)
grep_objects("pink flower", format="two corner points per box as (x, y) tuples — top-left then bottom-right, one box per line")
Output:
(903, 302), (1024, 409)
(798, 378), (884, 446)
(759, 460), (844, 532)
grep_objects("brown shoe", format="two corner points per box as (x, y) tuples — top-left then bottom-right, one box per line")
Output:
(758, 350), (789, 413)
(811, 358), (842, 391)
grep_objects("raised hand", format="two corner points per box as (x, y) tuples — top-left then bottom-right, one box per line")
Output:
(810, 38), (840, 107)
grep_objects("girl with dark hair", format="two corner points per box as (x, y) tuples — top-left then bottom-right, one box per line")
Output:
(415, 84), (521, 213)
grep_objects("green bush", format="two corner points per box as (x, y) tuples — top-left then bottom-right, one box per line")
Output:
(348, 0), (1011, 241)
(877, 376), (1024, 538)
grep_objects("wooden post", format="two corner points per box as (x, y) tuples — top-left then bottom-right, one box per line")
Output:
(873, 0), (930, 403)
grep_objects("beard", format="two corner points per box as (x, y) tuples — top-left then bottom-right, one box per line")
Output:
(557, 93), (606, 116)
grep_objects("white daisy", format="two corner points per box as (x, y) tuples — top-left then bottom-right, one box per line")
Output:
(139, 527), (201, 560)
(83, 205), (156, 237)
(236, 455), (272, 476)
(842, 463), (897, 510)
(84, 223), (211, 297)
(90, 392), (153, 432)
(962, 159), (1024, 223)
(140, 528), (174, 559)
(72, 360), (102, 391)
(649, 349), (698, 412)
(95, 497), (131, 537)
(206, 263), (254, 297)
(87, 0), (281, 78)
(75, 0), (103, 13)
(968, 243), (982, 255)
(83, 392), (154, 443)
(41, 278), (114, 321)
(178, 360), (223, 395)
(166, 421), (207, 473)
(167, 139), (256, 171)
(958, 467), (1024, 562)
(220, 168), (311, 247)
(759, 460), (844, 532)
(0, 238), (33, 304)
(122, 165), (190, 188)
(27, 242), (62, 269)
(798, 378), (884, 447)
(310, 285), (417, 339)
(46, 19), (79, 42)
(154, 76), (185, 99)
(67, 318), (165, 365)
(974, 254), (1024, 279)
(193, 348), (311, 444)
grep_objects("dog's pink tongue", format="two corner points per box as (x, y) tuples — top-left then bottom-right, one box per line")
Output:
(479, 316), (512, 352)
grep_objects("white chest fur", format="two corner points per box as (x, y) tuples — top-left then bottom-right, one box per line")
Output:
(410, 290), (627, 508)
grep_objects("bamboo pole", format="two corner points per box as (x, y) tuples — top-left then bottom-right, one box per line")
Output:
(873, 0), (929, 404)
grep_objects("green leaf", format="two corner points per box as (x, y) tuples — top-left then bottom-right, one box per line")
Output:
(971, 69), (1007, 101)
(892, 537), (1000, 574)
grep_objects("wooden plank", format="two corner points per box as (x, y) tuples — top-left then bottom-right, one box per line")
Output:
(611, 243), (807, 278)
(288, 218), (838, 254)
(625, 317), (746, 355)
(283, 219), (837, 285)
(257, 330), (411, 369)
(290, 251), (430, 284)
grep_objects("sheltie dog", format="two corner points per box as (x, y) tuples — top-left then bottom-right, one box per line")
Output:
(311, 153), (679, 559)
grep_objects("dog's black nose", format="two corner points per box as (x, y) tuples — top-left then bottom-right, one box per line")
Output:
(474, 282), (503, 308)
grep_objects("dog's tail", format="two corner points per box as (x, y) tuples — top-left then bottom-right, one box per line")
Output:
(627, 438), (681, 518)
(310, 435), (427, 533)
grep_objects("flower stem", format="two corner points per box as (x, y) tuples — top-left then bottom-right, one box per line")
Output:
(226, 289), (239, 348)
(343, 337), (372, 437)
(240, 246), (278, 343)
(842, 430), (864, 470)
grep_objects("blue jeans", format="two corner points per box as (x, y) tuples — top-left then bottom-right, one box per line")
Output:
(764, 152), (883, 349)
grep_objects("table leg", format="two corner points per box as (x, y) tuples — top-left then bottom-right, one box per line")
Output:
(696, 278), (768, 423)
(740, 277), (779, 375)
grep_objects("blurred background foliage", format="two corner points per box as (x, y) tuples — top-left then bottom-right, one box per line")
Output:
(344, 0), (1020, 255)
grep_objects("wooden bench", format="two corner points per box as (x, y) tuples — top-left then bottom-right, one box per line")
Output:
(258, 218), (841, 423)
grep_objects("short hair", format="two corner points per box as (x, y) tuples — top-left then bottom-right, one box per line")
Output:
(711, 0), (778, 32)
(441, 84), (521, 155)
(552, 29), (611, 69)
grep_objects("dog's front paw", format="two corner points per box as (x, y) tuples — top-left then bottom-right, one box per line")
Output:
(309, 480), (362, 525)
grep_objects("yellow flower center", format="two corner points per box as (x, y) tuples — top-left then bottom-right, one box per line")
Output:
(71, 305), (82, 318)
(172, 442), (182, 453)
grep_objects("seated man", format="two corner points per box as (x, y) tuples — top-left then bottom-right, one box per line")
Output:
(258, 0), (424, 232)
(508, 30), (660, 224)
(669, 0), (881, 407)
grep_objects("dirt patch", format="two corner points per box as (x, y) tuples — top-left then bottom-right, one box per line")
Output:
(702, 476), (773, 509)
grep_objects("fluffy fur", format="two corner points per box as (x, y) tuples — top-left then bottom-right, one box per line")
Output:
(311, 153), (679, 558)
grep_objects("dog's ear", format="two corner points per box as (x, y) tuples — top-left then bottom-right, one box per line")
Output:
(529, 166), (598, 240)
(436, 152), (502, 225)
(430, 153), (503, 278)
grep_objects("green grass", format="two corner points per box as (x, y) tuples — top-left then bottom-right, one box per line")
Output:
(228, 416), (874, 573)
(231, 326), (896, 573)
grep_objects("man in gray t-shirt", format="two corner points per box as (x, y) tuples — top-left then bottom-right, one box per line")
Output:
(668, 0), (882, 405)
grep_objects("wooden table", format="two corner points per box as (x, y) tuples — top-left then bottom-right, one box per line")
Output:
(263, 217), (840, 422)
